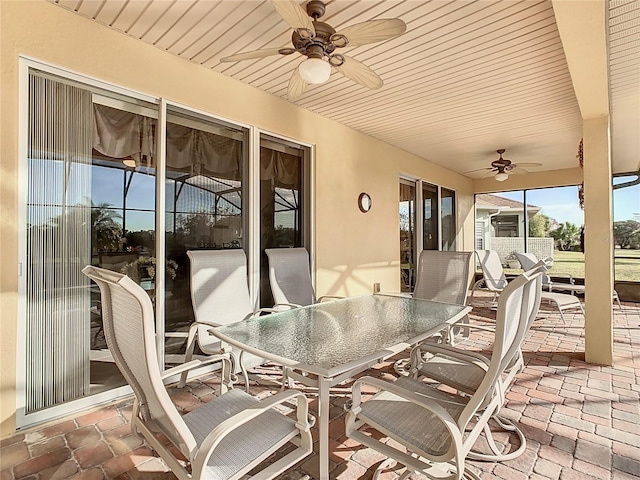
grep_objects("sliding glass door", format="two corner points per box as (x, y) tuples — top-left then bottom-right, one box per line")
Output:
(164, 106), (249, 357)
(21, 64), (311, 426)
(259, 135), (309, 308)
(25, 71), (159, 414)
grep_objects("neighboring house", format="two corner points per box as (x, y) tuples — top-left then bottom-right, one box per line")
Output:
(475, 193), (541, 248)
(475, 193), (554, 264)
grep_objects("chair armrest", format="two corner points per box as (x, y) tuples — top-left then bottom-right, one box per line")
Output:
(410, 343), (490, 373)
(241, 308), (278, 320)
(192, 389), (313, 470)
(273, 303), (302, 311)
(317, 295), (344, 302)
(162, 355), (229, 381)
(376, 291), (413, 298)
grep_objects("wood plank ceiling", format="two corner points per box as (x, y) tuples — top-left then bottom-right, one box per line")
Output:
(49, 0), (638, 178)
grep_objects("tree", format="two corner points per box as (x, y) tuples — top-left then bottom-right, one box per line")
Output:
(613, 220), (640, 249)
(549, 221), (581, 251)
(91, 203), (122, 253)
(528, 213), (553, 237)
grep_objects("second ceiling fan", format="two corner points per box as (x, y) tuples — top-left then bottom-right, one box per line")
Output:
(465, 149), (542, 181)
(220, 0), (406, 98)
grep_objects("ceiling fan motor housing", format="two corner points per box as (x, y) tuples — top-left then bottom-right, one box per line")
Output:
(292, 21), (337, 57)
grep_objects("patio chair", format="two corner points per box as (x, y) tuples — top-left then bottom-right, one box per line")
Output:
(469, 250), (509, 303)
(413, 250), (474, 339)
(345, 266), (544, 480)
(515, 251), (621, 308)
(514, 252), (553, 289)
(265, 247), (342, 310)
(406, 262), (546, 462)
(471, 250), (584, 323)
(393, 250), (474, 375)
(181, 250), (277, 390)
(81, 265), (313, 480)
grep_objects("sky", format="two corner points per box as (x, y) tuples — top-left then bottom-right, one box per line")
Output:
(496, 178), (640, 226)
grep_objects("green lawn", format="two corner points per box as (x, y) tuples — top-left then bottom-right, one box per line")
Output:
(505, 249), (640, 281)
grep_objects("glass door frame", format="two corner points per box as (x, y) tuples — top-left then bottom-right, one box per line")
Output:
(16, 57), (315, 428)
(248, 129), (314, 310)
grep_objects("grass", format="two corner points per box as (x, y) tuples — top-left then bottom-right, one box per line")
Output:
(504, 249), (640, 282)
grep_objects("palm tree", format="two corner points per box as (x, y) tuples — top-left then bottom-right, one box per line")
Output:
(91, 202), (122, 253)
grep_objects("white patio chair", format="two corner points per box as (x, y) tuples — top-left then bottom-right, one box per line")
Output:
(345, 266), (544, 480)
(265, 247), (346, 389)
(514, 252), (553, 289)
(393, 251), (474, 375)
(413, 250), (474, 339)
(265, 247), (342, 310)
(407, 262), (546, 462)
(515, 251), (621, 308)
(471, 250), (584, 323)
(82, 265), (313, 480)
(181, 250), (278, 390)
(469, 249), (508, 303)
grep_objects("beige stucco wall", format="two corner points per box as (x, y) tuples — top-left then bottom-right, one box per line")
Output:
(0, 0), (474, 436)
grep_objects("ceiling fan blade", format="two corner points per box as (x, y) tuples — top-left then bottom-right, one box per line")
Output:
(334, 56), (383, 90)
(336, 18), (406, 47)
(220, 48), (284, 62)
(271, 0), (315, 36)
(513, 162), (543, 168)
(463, 167), (494, 174)
(288, 66), (309, 99)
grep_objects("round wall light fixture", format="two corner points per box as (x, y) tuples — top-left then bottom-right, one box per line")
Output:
(358, 192), (372, 213)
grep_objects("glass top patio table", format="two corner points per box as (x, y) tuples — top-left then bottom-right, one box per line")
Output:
(212, 293), (471, 379)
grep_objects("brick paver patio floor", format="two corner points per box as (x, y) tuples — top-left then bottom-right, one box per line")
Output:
(1, 292), (639, 479)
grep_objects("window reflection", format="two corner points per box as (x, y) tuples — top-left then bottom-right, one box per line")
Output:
(164, 107), (248, 354)
(259, 139), (306, 307)
(423, 183), (438, 250)
(400, 181), (416, 292)
(441, 187), (456, 251)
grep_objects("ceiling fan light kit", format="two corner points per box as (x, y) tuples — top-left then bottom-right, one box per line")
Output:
(494, 171), (509, 182)
(220, 0), (407, 98)
(298, 57), (331, 84)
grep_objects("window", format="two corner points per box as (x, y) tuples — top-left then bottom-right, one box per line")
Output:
(475, 186), (584, 278)
(164, 105), (249, 356)
(441, 187), (457, 251)
(613, 174), (640, 282)
(259, 135), (310, 307)
(20, 63), (312, 426)
(399, 180), (416, 292)
(400, 179), (457, 290)
(423, 182), (438, 250)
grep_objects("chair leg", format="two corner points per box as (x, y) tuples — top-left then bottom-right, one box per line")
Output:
(469, 279), (484, 304)
(613, 290), (622, 309)
(232, 351), (250, 393)
(178, 324), (199, 388)
(466, 414), (526, 462)
(557, 306), (567, 323)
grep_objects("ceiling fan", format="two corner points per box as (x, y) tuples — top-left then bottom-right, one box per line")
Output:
(219, 0), (406, 98)
(465, 149), (542, 182)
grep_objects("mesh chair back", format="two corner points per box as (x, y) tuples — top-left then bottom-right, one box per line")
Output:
(476, 250), (509, 291)
(188, 250), (255, 350)
(82, 266), (195, 457)
(515, 252), (552, 286)
(462, 266), (544, 420)
(265, 248), (316, 306)
(413, 251), (473, 304)
(188, 250), (254, 325)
